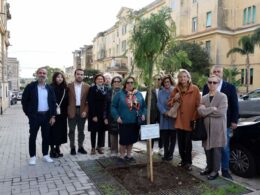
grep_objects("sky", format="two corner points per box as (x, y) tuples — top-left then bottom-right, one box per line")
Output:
(7, 0), (155, 78)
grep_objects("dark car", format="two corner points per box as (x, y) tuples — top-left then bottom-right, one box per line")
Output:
(229, 116), (260, 178)
(239, 88), (260, 117)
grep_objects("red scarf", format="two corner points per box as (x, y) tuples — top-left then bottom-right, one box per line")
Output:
(125, 91), (140, 111)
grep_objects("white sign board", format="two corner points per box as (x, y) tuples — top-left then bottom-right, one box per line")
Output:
(140, 123), (160, 140)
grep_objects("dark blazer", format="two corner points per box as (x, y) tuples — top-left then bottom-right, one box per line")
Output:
(202, 80), (239, 127)
(145, 89), (160, 124)
(22, 81), (56, 118)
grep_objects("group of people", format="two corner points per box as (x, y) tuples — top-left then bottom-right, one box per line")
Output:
(22, 65), (238, 181)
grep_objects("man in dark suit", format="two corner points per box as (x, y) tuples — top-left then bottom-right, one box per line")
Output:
(202, 65), (239, 179)
(22, 67), (56, 165)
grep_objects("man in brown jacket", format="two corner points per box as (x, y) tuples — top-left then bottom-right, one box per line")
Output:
(67, 68), (90, 155)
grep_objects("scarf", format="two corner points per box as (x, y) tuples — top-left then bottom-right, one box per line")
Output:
(96, 84), (106, 95)
(125, 90), (140, 111)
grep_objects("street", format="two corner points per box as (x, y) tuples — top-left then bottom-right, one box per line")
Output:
(0, 103), (259, 195)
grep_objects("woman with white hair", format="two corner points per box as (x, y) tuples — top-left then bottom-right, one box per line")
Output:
(198, 75), (228, 180)
(168, 69), (201, 171)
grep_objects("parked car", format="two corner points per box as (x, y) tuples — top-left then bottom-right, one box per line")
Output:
(239, 88), (260, 117)
(229, 116), (260, 178)
(17, 91), (23, 101)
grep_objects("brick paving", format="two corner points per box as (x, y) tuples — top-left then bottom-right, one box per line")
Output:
(0, 103), (259, 195)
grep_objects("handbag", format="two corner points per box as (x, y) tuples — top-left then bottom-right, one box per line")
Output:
(191, 118), (207, 141)
(56, 89), (65, 115)
(168, 101), (180, 118)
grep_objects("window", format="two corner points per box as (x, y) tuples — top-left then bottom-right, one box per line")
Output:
(192, 17), (197, 32)
(241, 69), (245, 84)
(121, 40), (127, 52)
(171, 0), (176, 10)
(205, 41), (211, 55)
(192, 0), (197, 3)
(250, 68), (253, 85)
(206, 12), (212, 27)
(122, 25), (127, 35)
(243, 6), (256, 25)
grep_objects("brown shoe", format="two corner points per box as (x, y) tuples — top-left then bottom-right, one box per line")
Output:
(91, 148), (96, 155)
(97, 147), (104, 154)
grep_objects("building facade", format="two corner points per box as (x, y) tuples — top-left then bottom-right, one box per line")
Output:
(167, 0), (260, 92)
(90, 0), (260, 91)
(0, 1), (11, 114)
(7, 57), (19, 91)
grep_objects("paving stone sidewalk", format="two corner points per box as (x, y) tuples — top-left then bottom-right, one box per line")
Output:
(0, 103), (259, 195)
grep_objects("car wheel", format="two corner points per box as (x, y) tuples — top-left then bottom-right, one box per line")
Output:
(230, 144), (256, 178)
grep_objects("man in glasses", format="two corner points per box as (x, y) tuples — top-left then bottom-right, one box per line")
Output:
(202, 65), (239, 180)
(22, 67), (57, 165)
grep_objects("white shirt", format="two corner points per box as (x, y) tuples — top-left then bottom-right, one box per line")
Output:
(155, 88), (159, 98)
(74, 82), (82, 106)
(217, 79), (223, 92)
(37, 84), (49, 112)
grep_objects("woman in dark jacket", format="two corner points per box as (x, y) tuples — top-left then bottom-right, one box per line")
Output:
(88, 74), (109, 155)
(106, 76), (122, 154)
(50, 72), (68, 158)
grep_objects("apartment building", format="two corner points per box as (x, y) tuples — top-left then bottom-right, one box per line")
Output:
(7, 57), (19, 91)
(92, 0), (166, 78)
(0, 1), (11, 114)
(91, 0), (260, 91)
(167, 0), (260, 92)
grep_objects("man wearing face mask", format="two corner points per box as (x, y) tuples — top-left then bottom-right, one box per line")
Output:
(67, 68), (90, 155)
(22, 67), (57, 165)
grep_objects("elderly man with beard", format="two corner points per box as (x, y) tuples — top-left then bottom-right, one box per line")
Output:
(22, 67), (57, 165)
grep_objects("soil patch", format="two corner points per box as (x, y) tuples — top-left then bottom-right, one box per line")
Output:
(107, 162), (203, 194)
(78, 154), (251, 195)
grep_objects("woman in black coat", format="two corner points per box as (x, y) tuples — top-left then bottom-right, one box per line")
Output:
(88, 73), (109, 155)
(50, 72), (68, 158)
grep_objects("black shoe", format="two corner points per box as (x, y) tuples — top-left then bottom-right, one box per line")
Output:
(162, 156), (167, 161)
(177, 161), (186, 167)
(117, 157), (126, 165)
(70, 148), (76, 155)
(55, 147), (63, 157)
(184, 164), (192, 171)
(200, 169), (211, 176)
(50, 150), (59, 158)
(78, 147), (87, 154)
(207, 172), (219, 180)
(222, 170), (233, 180)
(166, 156), (173, 161)
(124, 156), (136, 163)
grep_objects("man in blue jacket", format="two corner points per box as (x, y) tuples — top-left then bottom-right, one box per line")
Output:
(202, 65), (239, 180)
(22, 67), (56, 165)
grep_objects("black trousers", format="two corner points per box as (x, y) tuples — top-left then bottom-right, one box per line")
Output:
(91, 131), (105, 148)
(29, 112), (51, 157)
(161, 130), (176, 158)
(177, 129), (192, 164)
(205, 147), (222, 172)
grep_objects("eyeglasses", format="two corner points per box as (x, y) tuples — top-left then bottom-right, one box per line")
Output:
(38, 72), (46, 75)
(208, 81), (218, 85)
(113, 80), (121, 83)
(213, 70), (221, 73)
(126, 81), (134, 84)
(157, 78), (161, 81)
(164, 80), (170, 84)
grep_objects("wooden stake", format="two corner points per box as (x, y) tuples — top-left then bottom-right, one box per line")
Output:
(147, 139), (153, 182)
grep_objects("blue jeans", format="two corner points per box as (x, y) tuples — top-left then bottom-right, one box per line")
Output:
(221, 128), (230, 171)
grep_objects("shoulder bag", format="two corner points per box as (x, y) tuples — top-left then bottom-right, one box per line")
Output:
(190, 118), (207, 141)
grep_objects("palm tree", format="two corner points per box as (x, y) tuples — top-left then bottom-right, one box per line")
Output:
(252, 27), (260, 46)
(227, 35), (254, 93)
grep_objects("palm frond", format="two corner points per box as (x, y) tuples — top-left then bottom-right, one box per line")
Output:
(227, 47), (246, 57)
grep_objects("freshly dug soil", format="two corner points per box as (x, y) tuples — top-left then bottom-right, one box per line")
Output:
(107, 162), (203, 194)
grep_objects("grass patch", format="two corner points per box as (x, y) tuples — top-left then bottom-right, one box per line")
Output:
(202, 183), (246, 195)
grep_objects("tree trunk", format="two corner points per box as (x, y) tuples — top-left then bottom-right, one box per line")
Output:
(246, 54), (250, 93)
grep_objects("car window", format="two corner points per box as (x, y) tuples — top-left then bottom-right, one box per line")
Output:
(248, 89), (260, 98)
